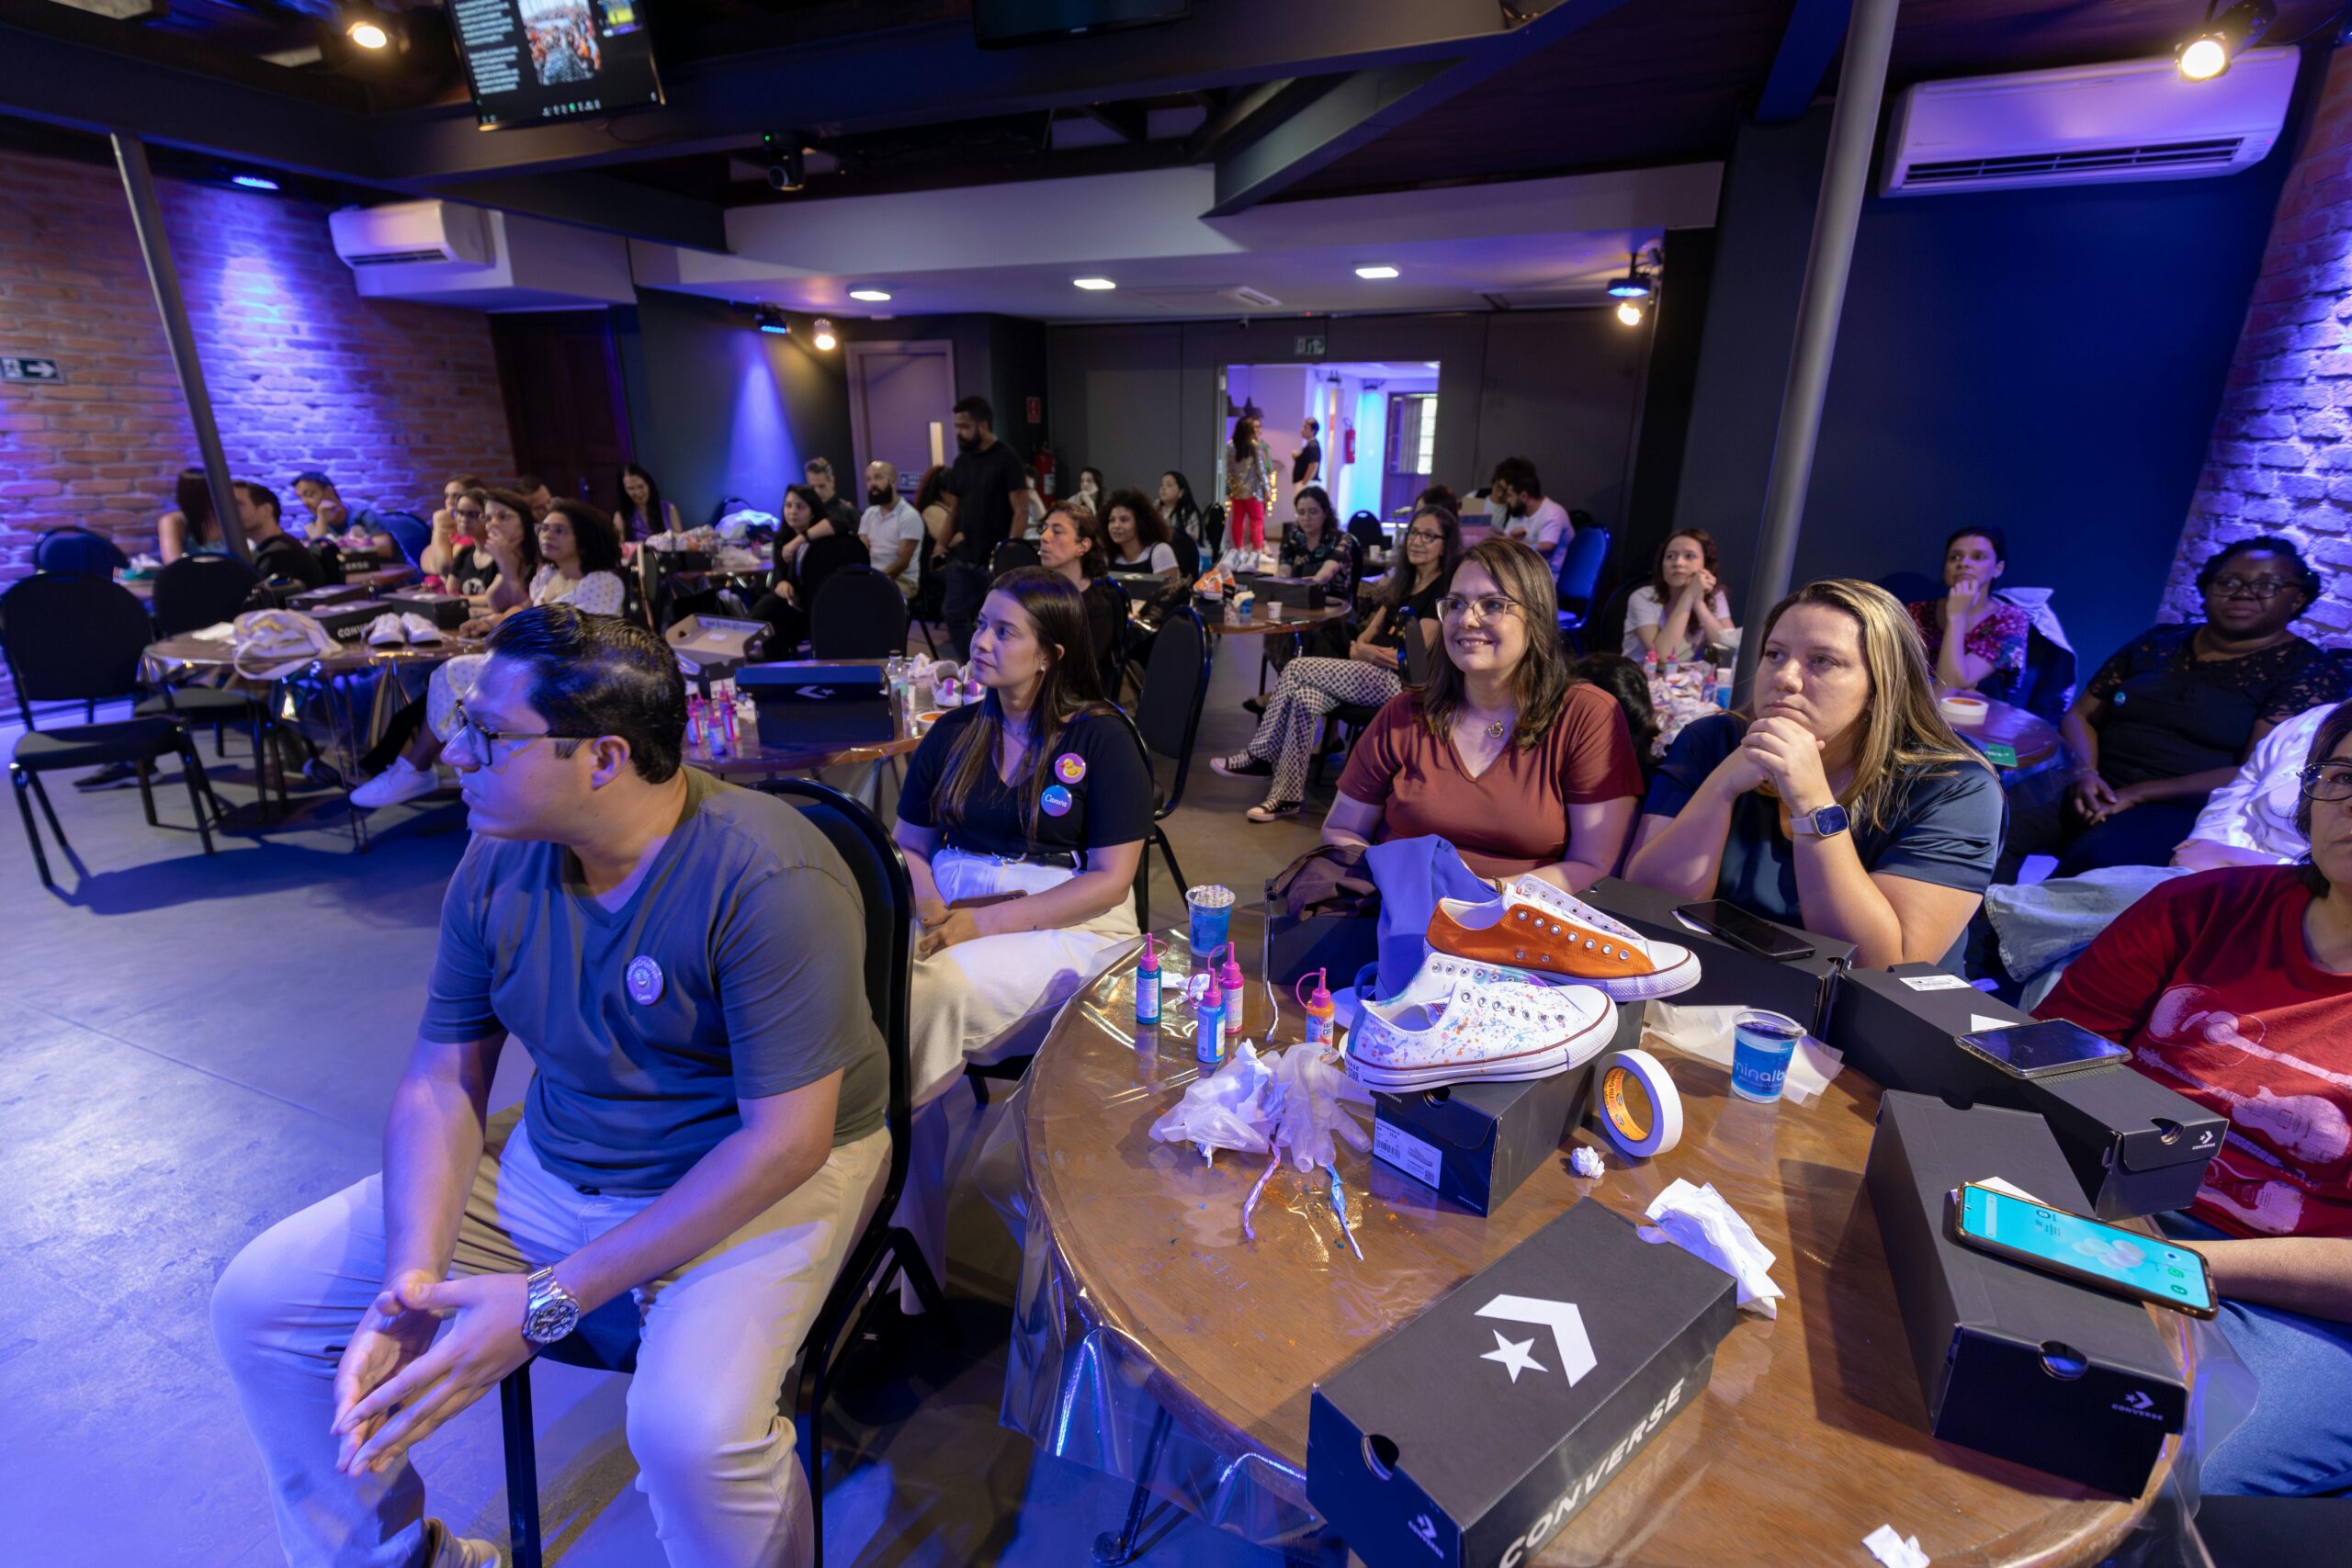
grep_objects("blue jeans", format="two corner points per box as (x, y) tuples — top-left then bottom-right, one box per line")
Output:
(2161, 1213), (2352, 1496)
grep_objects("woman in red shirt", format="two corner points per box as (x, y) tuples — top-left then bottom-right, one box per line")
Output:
(1322, 537), (1643, 888)
(2038, 699), (2352, 1495)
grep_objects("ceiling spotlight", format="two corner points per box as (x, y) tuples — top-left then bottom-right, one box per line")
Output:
(2177, 0), (2275, 82)
(848, 288), (892, 303)
(811, 318), (838, 352)
(1615, 299), (1647, 327)
(1606, 248), (1656, 300)
(753, 304), (791, 337)
(1072, 276), (1117, 291)
(230, 173), (281, 192)
(763, 133), (808, 193)
(1354, 265), (1400, 280)
(337, 2), (401, 51)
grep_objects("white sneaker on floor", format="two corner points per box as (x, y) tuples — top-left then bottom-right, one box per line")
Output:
(401, 613), (445, 644)
(1345, 968), (1614, 1091)
(365, 613), (406, 647)
(349, 756), (439, 809)
(423, 1518), (502, 1567)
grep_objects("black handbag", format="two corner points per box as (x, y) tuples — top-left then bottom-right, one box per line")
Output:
(1261, 842), (1381, 987)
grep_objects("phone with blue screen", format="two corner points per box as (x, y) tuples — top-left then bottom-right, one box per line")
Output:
(1951, 1183), (2217, 1318)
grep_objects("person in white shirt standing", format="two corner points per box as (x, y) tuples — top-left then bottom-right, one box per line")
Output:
(1487, 457), (1573, 579)
(857, 459), (926, 595)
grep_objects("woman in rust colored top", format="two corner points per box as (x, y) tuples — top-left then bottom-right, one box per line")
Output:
(1324, 537), (1645, 886)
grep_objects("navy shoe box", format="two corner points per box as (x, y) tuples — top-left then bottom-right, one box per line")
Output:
(1308, 1200), (1736, 1568)
(1827, 964), (2222, 1219)
(1865, 1092), (2187, 1497)
(1371, 1062), (1595, 1217)
(1580, 877), (1852, 1033)
(739, 660), (892, 748)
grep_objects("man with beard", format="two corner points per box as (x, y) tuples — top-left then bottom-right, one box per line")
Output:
(857, 458), (924, 594)
(939, 395), (1033, 659)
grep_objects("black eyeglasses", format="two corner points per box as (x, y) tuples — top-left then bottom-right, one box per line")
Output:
(2301, 762), (2352, 802)
(2211, 575), (2297, 601)
(1404, 527), (1447, 545)
(446, 700), (586, 768)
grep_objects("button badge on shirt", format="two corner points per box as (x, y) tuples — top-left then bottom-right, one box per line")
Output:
(626, 954), (665, 1005)
(1041, 784), (1073, 818)
(1055, 751), (1087, 784)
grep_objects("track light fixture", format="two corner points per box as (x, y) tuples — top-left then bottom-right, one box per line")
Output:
(763, 132), (808, 192)
(753, 304), (791, 337)
(2177, 0), (2275, 81)
(811, 318), (838, 351)
(1605, 248), (1656, 300)
(1615, 299), (1647, 327)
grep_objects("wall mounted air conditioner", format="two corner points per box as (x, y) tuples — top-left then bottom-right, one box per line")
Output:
(329, 200), (494, 268)
(1881, 48), (2297, 197)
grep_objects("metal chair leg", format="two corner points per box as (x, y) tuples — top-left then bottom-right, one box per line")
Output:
(135, 759), (159, 826)
(1153, 827), (1187, 908)
(179, 739), (218, 855)
(27, 770), (69, 853)
(1092, 1405), (1175, 1565)
(12, 768), (52, 889)
(499, 1368), (546, 1568)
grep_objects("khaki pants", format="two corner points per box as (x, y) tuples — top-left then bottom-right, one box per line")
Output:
(211, 1108), (888, 1568)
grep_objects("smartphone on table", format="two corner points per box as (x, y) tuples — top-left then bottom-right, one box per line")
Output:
(1950, 1181), (2216, 1318)
(1673, 899), (1815, 962)
(1957, 1018), (2128, 1080)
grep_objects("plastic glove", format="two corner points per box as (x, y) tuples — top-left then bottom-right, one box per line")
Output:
(1265, 1044), (1373, 1173)
(1148, 1042), (1277, 1161)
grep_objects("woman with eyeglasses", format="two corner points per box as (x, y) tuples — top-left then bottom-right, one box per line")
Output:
(2009, 536), (2346, 877)
(1214, 503), (1463, 822)
(1625, 578), (2004, 967)
(2032, 700), (2352, 1497)
(421, 473), (485, 582)
(1319, 537), (1643, 885)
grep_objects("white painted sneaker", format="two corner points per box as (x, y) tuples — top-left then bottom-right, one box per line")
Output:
(366, 612), (407, 647)
(401, 613), (445, 644)
(1428, 875), (1701, 1001)
(349, 756), (439, 809)
(1345, 970), (1615, 1091)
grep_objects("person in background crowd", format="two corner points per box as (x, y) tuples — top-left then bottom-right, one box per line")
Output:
(805, 457), (858, 534)
(753, 484), (830, 652)
(459, 491), (542, 627)
(421, 475), (484, 580)
(2035, 701), (2352, 1496)
(2008, 536), (2345, 878)
(1216, 503), (1461, 822)
(293, 470), (399, 564)
(234, 482), (325, 591)
(158, 467), (227, 563)
(1294, 417), (1323, 489)
(1279, 484), (1350, 590)
(1070, 467), (1105, 521)
(941, 395), (1034, 660)
(1572, 650), (1661, 783)
(858, 459), (925, 595)
(1627, 579), (2004, 968)
(529, 500), (628, 617)
(1159, 470), (1209, 553)
(1020, 470), (1048, 536)
(616, 463), (684, 541)
(1487, 457), (1573, 578)
(1217, 413), (1278, 556)
(1035, 501), (1121, 672)
(893, 570), (1148, 1284)
(516, 474), (555, 522)
(1907, 526), (2030, 698)
(1416, 483), (1462, 518)
(1324, 537), (1643, 886)
(1102, 488), (1178, 575)
(214, 606), (889, 1568)
(915, 463), (956, 565)
(1623, 528), (1737, 665)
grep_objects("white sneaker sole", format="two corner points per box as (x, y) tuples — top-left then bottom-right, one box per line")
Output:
(349, 772), (441, 810)
(1344, 997), (1617, 1091)
(1587, 944), (1702, 1002)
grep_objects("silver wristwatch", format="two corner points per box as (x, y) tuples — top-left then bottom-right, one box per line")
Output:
(521, 1266), (582, 1347)
(1788, 801), (1851, 840)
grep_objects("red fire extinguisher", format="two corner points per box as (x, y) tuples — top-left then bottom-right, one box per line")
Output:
(1034, 440), (1057, 497)
(1342, 421), (1357, 465)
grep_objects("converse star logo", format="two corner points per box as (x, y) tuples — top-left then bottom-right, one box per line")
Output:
(1474, 1293), (1595, 1386)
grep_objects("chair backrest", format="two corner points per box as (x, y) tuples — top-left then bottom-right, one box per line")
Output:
(1134, 604), (1210, 817)
(2018, 623), (2079, 724)
(1168, 527), (1201, 582)
(1555, 525), (1611, 611)
(1346, 510), (1385, 552)
(1091, 575), (1131, 694)
(989, 538), (1040, 580)
(0, 572), (156, 721)
(810, 565), (911, 659)
(33, 525), (131, 579)
(371, 511), (432, 568)
(151, 553), (261, 637)
(1403, 621), (1434, 687)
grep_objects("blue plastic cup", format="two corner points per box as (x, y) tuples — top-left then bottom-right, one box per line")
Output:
(1729, 1010), (1804, 1103)
(1186, 884), (1234, 958)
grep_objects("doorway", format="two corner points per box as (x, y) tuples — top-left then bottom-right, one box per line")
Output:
(1218, 359), (1440, 533)
(847, 340), (958, 496)
(489, 310), (634, 505)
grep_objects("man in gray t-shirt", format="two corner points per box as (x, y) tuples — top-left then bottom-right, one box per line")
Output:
(213, 606), (888, 1568)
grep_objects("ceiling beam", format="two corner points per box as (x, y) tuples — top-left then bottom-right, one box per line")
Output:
(1757, 0), (1855, 123)
(429, 173), (729, 252)
(1080, 102), (1148, 144)
(1204, 0), (1636, 216)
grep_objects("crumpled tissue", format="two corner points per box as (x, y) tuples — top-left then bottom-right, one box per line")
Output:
(1148, 1041), (1276, 1161)
(1863, 1524), (1929, 1568)
(1642, 1001), (1844, 1105)
(1637, 1177), (1785, 1317)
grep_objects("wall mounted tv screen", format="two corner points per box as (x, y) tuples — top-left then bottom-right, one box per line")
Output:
(447, 0), (663, 128)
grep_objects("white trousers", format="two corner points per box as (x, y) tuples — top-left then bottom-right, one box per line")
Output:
(210, 1108), (888, 1568)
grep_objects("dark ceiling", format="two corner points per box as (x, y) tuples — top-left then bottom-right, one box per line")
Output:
(0, 0), (2337, 244)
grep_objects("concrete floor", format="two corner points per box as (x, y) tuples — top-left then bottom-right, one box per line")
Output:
(0, 637), (1334, 1568)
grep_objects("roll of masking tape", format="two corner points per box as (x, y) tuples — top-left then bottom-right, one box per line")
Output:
(1939, 692), (1988, 726)
(1595, 1047), (1683, 1158)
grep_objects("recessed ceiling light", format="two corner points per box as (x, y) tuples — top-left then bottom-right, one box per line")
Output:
(1072, 277), (1117, 291)
(348, 18), (388, 47)
(1355, 265), (1400, 280)
(848, 288), (892, 303)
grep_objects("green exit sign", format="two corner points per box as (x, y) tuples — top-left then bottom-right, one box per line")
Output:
(1294, 334), (1326, 357)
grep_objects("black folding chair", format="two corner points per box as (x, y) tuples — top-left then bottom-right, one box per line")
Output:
(494, 780), (944, 1568)
(3, 573), (218, 889)
(33, 525), (131, 578)
(989, 538), (1040, 580)
(1125, 605), (1209, 926)
(139, 556), (278, 786)
(811, 565), (912, 660)
(1314, 619), (1432, 790)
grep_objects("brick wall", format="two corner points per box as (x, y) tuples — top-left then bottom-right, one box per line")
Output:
(2165, 46), (2352, 643)
(0, 146), (514, 704)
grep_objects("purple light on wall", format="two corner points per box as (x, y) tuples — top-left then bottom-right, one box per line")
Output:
(723, 334), (799, 507)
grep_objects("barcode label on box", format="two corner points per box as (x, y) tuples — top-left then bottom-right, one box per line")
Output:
(1900, 974), (1973, 992)
(1374, 1120), (1443, 1190)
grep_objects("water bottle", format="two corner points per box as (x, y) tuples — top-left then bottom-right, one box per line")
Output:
(1299, 968), (1336, 1048)
(1136, 934), (1161, 1028)
(1218, 943), (1247, 1037)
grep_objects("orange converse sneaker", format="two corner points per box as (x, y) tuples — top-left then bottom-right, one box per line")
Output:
(1427, 874), (1700, 1000)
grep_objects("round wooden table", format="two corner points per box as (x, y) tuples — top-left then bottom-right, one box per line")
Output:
(1938, 685), (2062, 771)
(682, 720), (921, 778)
(1201, 600), (1352, 639)
(1016, 942), (2188, 1565)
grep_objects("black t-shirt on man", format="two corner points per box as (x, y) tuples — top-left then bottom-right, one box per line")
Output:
(1292, 439), (1322, 486)
(897, 705), (1151, 862)
(944, 439), (1029, 569)
(253, 532), (325, 589)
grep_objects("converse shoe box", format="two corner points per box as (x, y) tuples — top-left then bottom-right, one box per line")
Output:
(665, 615), (771, 681)
(1239, 573), (1328, 610)
(738, 660), (891, 748)
(1827, 964), (2222, 1220)
(288, 584), (366, 610)
(1308, 1200), (1736, 1568)
(1579, 878), (1852, 1032)
(1371, 1057), (1600, 1217)
(314, 601), (395, 642)
(1865, 1092), (2186, 1497)
(384, 591), (469, 630)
